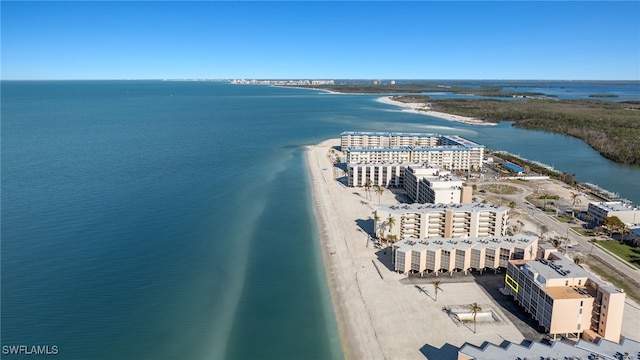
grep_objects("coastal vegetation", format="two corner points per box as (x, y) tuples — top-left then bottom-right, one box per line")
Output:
(589, 94), (618, 98)
(296, 84), (547, 98)
(394, 97), (640, 166)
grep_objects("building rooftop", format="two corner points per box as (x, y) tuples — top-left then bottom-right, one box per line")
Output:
(590, 201), (639, 212)
(458, 337), (640, 360)
(341, 132), (484, 149)
(394, 235), (537, 254)
(513, 257), (622, 295)
(379, 202), (508, 214)
(544, 285), (593, 300)
(341, 131), (440, 137)
(347, 145), (469, 152)
(520, 257), (591, 287)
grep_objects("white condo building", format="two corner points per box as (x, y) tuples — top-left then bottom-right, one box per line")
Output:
(375, 203), (509, 240)
(587, 201), (640, 226)
(403, 164), (472, 204)
(341, 132), (484, 171)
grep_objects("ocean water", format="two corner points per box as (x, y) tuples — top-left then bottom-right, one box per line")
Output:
(1, 81), (639, 360)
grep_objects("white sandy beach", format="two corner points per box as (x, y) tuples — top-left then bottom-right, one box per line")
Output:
(306, 139), (524, 360)
(376, 96), (496, 126)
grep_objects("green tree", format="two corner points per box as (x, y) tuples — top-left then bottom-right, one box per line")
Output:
(469, 303), (482, 334)
(603, 216), (625, 239)
(584, 214), (595, 224)
(432, 280), (443, 301)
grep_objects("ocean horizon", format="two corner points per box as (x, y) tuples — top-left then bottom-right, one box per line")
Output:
(2, 80), (638, 359)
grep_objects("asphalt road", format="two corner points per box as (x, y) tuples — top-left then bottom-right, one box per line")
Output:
(479, 180), (640, 286)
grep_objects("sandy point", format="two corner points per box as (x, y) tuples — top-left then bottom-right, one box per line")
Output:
(376, 96), (496, 126)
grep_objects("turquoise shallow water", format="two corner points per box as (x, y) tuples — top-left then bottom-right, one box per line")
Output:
(1, 81), (638, 359)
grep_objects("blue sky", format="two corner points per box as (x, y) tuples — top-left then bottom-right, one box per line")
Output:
(2, 1), (639, 80)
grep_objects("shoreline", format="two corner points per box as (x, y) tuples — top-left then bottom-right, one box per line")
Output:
(376, 96), (496, 126)
(305, 139), (382, 360)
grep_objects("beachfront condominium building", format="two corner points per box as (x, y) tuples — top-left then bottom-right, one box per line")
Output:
(505, 255), (625, 343)
(587, 201), (640, 226)
(347, 163), (406, 188)
(393, 235), (538, 276)
(347, 162), (472, 205)
(403, 164), (472, 204)
(375, 203), (509, 240)
(341, 132), (484, 171)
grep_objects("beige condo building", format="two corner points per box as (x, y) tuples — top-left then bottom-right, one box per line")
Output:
(393, 235), (538, 276)
(375, 203), (509, 240)
(505, 254), (625, 343)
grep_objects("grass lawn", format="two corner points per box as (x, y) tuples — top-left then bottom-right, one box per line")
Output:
(478, 184), (520, 195)
(596, 241), (640, 269)
(586, 262), (640, 303)
(570, 226), (591, 236)
(555, 216), (570, 223)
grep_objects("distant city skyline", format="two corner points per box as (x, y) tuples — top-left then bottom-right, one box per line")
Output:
(2, 1), (639, 80)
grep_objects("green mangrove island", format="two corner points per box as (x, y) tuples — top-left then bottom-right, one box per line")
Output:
(394, 96), (640, 166)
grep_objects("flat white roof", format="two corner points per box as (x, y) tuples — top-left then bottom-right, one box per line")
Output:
(378, 202), (508, 214)
(394, 235), (537, 253)
(590, 201), (639, 212)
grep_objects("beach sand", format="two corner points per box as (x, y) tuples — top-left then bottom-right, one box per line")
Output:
(306, 139), (524, 360)
(376, 96), (496, 126)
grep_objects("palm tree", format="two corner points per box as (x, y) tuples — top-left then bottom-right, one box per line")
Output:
(387, 215), (396, 238)
(469, 302), (482, 334)
(374, 185), (384, 205)
(364, 178), (372, 200)
(385, 234), (398, 256)
(508, 201), (516, 210)
(432, 280), (443, 301)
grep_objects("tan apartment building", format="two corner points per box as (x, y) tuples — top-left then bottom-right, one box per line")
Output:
(375, 203), (509, 240)
(393, 235), (538, 276)
(505, 255), (625, 343)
